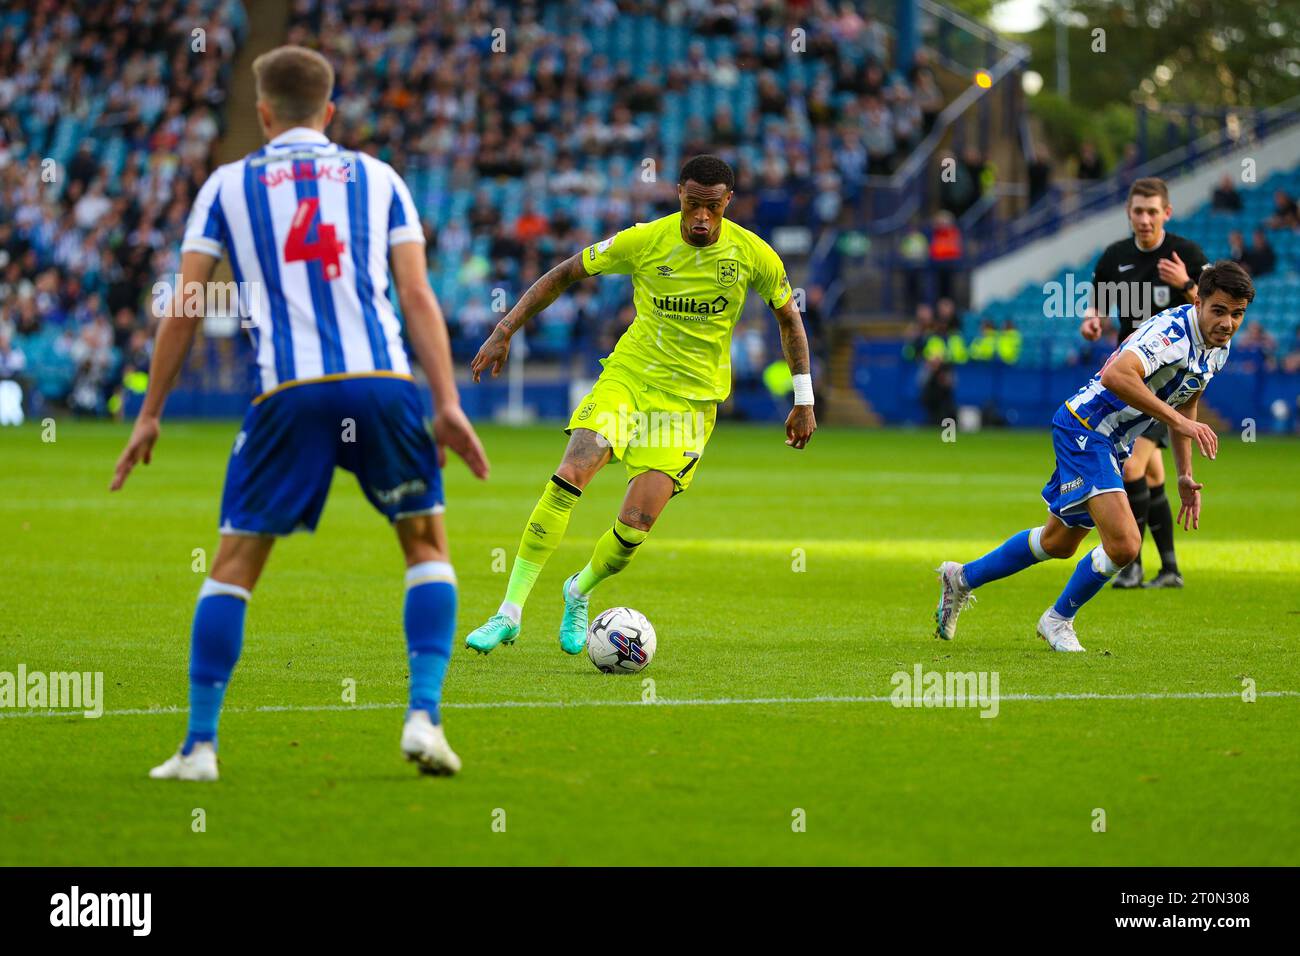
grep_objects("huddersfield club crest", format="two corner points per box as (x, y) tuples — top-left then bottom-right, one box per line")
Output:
(717, 258), (739, 287)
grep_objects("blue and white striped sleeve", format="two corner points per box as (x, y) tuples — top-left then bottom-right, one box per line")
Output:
(387, 168), (424, 247)
(181, 170), (227, 258)
(1121, 309), (1193, 377)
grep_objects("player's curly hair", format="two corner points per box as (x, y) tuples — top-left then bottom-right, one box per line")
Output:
(678, 155), (735, 191)
(1197, 260), (1256, 303)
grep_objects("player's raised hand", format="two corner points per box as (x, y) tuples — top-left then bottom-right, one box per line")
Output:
(785, 405), (816, 450)
(1079, 315), (1103, 342)
(434, 405), (490, 480)
(470, 330), (510, 383)
(1172, 414), (1217, 460)
(109, 415), (161, 491)
(1176, 474), (1203, 530)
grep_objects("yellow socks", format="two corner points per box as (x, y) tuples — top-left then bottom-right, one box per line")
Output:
(500, 475), (582, 619)
(574, 519), (649, 597)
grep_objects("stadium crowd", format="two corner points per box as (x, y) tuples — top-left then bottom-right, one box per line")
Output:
(288, 0), (935, 369)
(1212, 174), (1300, 281)
(2, 0), (947, 416)
(0, 0), (245, 416)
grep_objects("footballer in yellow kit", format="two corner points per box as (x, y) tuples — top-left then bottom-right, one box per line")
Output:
(465, 155), (817, 656)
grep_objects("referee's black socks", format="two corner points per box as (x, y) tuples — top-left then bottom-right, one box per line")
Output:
(1124, 477), (1151, 556)
(1146, 482), (1179, 574)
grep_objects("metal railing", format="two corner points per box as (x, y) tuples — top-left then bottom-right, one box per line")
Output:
(968, 93), (1300, 263)
(849, 2), (1030, 235)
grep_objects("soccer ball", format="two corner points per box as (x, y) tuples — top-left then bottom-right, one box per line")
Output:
(587, 607), (657, 674)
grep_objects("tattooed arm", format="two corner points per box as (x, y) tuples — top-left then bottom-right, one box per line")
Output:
(773, 297), (816, 450)
(470, 254), (592, 382)
(774, 297), (811, 376)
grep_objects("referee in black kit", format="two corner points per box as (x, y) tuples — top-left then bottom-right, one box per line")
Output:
(1080, 176), (1209, 589)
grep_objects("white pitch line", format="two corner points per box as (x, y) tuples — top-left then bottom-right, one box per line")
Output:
(0, 690), (1296, 721)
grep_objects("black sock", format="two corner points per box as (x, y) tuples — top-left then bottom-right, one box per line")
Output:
(1124, 478), (1150, 567)
(1146, 484), (1178, 573)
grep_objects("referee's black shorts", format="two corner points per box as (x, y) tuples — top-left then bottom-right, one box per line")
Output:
(1141, 421), (1170, 448)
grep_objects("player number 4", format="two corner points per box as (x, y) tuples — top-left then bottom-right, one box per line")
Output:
(284, 197), (344, 280)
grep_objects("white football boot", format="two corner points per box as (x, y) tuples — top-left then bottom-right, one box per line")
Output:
(1036, 608), (1086, 652)
(149, 742), (219, 781)
(934, 561), (977, 640)
(400, 710), (462, 776)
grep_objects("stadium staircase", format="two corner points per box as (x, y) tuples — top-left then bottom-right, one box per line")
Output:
(201, 0), (289, 301)
(185, 0), (289, 386)
(826, 330), (882, 425)
(819, 1), (1031, 424)
(833, 9), (1027, 323)
(216, 0), (291, 164)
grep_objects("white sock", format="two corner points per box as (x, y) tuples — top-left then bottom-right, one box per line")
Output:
(498, 601), (521, 625)
(1090, 545), (1123, 576)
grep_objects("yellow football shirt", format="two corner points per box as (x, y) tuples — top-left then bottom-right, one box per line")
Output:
(581, 212), (793, 402)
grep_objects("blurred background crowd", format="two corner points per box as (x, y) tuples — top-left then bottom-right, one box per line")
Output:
(1, 0), (1297, 430)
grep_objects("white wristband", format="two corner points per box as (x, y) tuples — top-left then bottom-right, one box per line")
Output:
(792, 373), (814, 406)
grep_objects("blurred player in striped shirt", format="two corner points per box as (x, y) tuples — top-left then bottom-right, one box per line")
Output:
(111, 46), (488, 780)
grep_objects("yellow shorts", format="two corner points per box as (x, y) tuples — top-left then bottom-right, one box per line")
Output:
(566, 366), (717, 493)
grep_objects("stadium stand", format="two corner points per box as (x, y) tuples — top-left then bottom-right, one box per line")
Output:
(287, 0), (929, 369)
(3, 0), (949, 417)
(4, 0), (1293, 433)
(0, 0), (247, 415)
(963, 165), (1300, 367)
(853, 160), (1300, 430)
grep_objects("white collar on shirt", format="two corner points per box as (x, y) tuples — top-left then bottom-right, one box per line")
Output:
(1186, 304), (1206, 349)
(267, 127), (331, 147)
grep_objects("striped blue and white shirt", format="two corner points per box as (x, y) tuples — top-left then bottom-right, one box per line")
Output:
(1065, 303), (1229, 453)
(181, 127), (424, 396)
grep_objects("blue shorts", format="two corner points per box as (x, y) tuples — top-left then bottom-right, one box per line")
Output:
(1040, 404), (1126, 530)
(220, 375), (443, 536)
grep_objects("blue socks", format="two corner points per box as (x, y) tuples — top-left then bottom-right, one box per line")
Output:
(179, 561), (457, 755)
(1053, 545), (1122, 619)
(960, 528), (1124, 621)
(178, 561), (460, 754)
(403, 561), (457, 724)
(184, 579), (250, 754)
(962, 527), (1050, 589)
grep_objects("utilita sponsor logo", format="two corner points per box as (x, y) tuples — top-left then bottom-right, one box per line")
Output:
(651, 294), (729, 316)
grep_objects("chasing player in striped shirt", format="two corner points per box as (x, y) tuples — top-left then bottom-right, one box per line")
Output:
(110, 46), (488, 780)
(934, 261), (1254, 652)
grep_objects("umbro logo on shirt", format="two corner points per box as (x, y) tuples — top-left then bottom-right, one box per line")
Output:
(656, 265), (674, 276)
(1075, 435), (1088, 451)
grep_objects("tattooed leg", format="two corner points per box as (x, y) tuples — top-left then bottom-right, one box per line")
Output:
(570, 470), (675, 599)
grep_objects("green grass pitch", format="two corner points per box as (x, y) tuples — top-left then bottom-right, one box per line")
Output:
(1, 418), (1297, 865)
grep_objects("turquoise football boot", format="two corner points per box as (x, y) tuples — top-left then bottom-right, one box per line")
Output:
(558, 574), (589, 655)
(464, 613), (520, 654)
